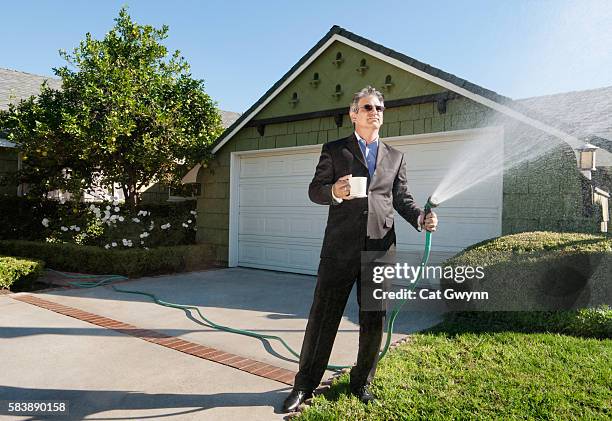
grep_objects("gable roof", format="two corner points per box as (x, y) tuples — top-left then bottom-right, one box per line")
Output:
(0, 67), (62, 111)
(220, 110), (241, 129)
(211, 25), (581, 154)
(517, 86), (612, 143)
(518, 86), (612, 166)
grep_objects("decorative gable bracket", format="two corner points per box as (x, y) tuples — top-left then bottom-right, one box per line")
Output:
(334, 114), (343, 128)
(436, 93), (449, 114)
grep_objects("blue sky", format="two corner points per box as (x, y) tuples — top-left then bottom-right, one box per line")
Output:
(2, 0), (611, 113)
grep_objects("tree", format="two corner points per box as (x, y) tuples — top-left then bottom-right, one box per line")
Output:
(0, 84), (92, 198)
(0, 7), (223, 206)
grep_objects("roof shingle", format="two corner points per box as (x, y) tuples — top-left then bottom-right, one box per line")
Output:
(0, 67), (62, 110)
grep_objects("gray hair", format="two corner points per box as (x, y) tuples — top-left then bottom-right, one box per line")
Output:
(349, 86), (384, 113)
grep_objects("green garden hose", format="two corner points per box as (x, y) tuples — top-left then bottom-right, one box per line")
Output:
(379, 197), (437, 360)
(50, 199), (436, 371)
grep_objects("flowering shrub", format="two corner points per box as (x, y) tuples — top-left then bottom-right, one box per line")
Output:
(0, 197), (197, 248)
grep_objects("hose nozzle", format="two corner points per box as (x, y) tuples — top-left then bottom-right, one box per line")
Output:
(424, 196), (439, 215)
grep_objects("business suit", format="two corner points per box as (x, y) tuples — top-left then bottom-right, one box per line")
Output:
(293, 133), (422, 392)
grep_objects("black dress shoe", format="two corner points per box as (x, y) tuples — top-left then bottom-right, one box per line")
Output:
(282, 388), (313, 413)
(350, 384), (376, 404)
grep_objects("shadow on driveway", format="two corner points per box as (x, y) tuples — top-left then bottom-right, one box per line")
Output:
(1, 385), (292, 420)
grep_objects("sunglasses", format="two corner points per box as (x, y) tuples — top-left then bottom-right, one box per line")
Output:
(358, 104), (385, 113)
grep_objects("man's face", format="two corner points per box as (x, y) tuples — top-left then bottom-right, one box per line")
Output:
(350, 95), (384, 132)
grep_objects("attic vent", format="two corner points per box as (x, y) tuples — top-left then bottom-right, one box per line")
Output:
(332, 84), (343, 100)
(356, 58), (369, 74)
(332, 52), (344, 67)
(289, 92), (299, 107)
(382, 74), (394, 91)
(309, 72), (320, 87)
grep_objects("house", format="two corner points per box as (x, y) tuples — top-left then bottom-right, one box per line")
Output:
(517, 87), (612, 192)
(139, 109), (241, 203)
(192, 25), (609, 274)
(517, 87), (612, 233)
(0, 67), (241, 202)
(0, 68), (62, 196)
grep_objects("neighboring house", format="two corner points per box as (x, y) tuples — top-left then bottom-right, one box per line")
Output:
(140, 109), (241, 203)
(191, 25), (609, 274)
(0, 67), (241, 202)
(517, 87), (612, 190)
(517, 88), (612, 233)
(0, 68), (62, 196)
(0, 138), (19, 196)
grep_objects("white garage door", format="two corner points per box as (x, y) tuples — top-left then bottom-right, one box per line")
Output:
(234, 150), (327, 274)
(231, 128), (503, 275)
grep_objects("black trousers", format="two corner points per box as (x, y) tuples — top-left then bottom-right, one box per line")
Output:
(293, 256), (387, 391)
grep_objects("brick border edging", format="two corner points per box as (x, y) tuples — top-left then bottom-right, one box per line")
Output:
(10, 293), (296, 386)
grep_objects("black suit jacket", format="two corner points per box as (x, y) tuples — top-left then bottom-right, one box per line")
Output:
(309, 134), (422, 260)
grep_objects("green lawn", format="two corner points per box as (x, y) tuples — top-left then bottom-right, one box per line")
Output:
(298, 232), (611, 419)
(297, 315), (611, 420)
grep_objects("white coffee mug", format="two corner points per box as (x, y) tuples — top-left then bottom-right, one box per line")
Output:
(348, 176), (367, 198)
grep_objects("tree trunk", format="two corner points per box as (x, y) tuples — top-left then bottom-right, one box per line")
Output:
(122, 184), (139, 209)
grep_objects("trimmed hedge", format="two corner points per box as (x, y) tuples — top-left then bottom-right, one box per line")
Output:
(0, 256), (44, 290)
(432, 306), (611, 339)
(440, 232), (611, 338)
(442, 232), (611, 311)
(0, 240), (215, 278)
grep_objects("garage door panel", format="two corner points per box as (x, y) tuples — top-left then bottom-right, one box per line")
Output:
(264, 246), (289, 265)
(239, 211), (326, 239)
(239, 181), (315, 207)
(240, 159), (267, 177)
(239, 234), (324, 247)
(241, 154), (318, 178)
(291, 155), (319, 174)
(264, 188), (289, 205)
(400, 144), (463, 170)
(239, 240), (320, 273)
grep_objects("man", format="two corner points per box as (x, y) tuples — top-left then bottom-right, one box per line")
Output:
(282, 86), (438, 413)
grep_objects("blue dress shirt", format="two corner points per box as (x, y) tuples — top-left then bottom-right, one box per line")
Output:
(355, 132), (379, 177)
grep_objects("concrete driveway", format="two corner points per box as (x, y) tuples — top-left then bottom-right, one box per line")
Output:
(0, 267), (443, 420)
